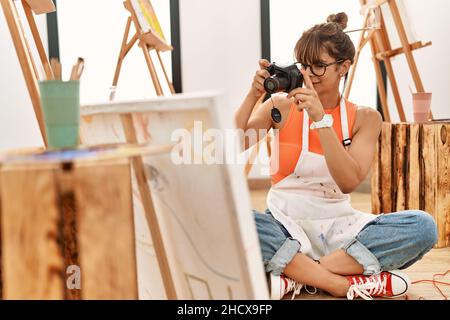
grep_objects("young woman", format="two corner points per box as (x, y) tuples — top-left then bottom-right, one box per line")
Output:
(235, 12), (438, 300)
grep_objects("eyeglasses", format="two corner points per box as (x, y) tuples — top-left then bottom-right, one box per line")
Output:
(299, 59), (344, 77)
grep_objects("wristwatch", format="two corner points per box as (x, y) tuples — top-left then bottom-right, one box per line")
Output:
(310, 114), (333, 129)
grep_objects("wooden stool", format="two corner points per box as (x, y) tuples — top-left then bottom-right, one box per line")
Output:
(0, 145), (143, 299)
(371, 121), (450, 248)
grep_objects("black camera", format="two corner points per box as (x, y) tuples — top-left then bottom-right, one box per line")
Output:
(264, 63), (303, 94)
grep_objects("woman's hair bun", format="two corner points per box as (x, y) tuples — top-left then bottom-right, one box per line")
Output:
(327, 12), (348, 30)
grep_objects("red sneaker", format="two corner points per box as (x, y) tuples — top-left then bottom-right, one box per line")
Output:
(346, 270), (411, 300)
(270, 274), (303, 300)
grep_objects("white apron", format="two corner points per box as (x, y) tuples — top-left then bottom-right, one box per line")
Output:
(267, 98), (376, 261)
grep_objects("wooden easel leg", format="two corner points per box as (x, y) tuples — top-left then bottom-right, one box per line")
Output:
(244, 134), (272, 177)
(383, 58), (406, 122)
(124, 33), (139, 56)
(110, 17), (133, 101)
(243, 95), (266, 176)
(142, 45), (164, 96)
(245, 141), (259, 177)
(370, 40), (391, 122)
(266, 134), (272, 158)
(1, 0), (47, 146)
(156, 50), (176, 94)
(12, 1), (39, 81)
(120, 113), (178, 300)
(22, 0), (54, 80)
(344, 13), (370, 99)
(374, 14), (406, 122)
(389, 0), (433, 120)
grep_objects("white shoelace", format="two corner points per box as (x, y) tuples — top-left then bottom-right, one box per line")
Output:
(347, 274), (388, 300)
(284, 277), (303, 300)
(304, 285), (318, 295)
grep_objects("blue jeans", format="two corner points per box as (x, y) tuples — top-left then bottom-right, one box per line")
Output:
(253, 209), (438, 276)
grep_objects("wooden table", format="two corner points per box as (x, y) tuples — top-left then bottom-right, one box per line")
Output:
(371, 121), (450, 248)
(0, 144), (155, 299)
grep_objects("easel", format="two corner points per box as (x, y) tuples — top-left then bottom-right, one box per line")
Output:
(344, 0), (432, 122)
(110, 0), (175, 100)
(0, 0), (56, 146)
(245, 134), (272, 177)
(244, 96), (272, 177)
(109, 0), (178, 299)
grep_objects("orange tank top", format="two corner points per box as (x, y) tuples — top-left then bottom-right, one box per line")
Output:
(270, 100), (358, 185)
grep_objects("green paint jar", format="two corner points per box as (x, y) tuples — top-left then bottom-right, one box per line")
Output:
(39, 80), (80, 149)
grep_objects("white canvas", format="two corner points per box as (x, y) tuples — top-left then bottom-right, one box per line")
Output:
(80, 91), (269, 300)
(381, 0), (418, 51)
(130, 0), (151, 33)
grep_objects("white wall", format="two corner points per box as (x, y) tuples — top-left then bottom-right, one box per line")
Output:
(178, 0), (262, 177)
(0, 4), (47, 150)
(179, 0), (261, 110)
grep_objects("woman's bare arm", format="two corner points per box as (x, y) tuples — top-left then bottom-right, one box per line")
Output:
(317, 107), (382, 193)
(234, 59), (274, 151)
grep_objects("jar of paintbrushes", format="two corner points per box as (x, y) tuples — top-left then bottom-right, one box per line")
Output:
(39, 57), (84, 149)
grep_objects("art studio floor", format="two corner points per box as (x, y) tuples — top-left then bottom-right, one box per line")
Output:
(250, 189), (450, 300)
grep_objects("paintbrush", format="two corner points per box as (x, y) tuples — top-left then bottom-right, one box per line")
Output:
(70, 57), (85, 81)
(50, 57), (62, 80)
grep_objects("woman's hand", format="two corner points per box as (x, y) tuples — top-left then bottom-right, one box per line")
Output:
(287, 68), (325, 122)
(249, 59), (271, 99)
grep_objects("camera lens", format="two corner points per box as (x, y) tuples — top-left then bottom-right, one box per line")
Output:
(264, 78), (279, 94)
(264, 74), (290, 94)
